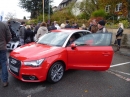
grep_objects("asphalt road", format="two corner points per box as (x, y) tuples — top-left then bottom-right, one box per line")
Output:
(0, 50), (130, 97)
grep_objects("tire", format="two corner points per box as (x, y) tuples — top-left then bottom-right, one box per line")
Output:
(47, 62), (64, 83)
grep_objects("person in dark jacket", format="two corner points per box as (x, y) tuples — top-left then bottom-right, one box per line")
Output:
(19, 21), (26, 45)
(24, 25), (34, 44)
(48, 22), (57, 31)
(97, 20), (108, 33)
(65, 20), (71, 28)
(115, 23), (124, 51)
(0, 21), (11, 87)
(34, 23), (41, 35)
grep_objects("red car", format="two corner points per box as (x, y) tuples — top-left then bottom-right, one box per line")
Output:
(8, 29), (114, 83)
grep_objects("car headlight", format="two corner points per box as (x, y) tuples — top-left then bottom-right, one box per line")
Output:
(24, 59), (44, 67)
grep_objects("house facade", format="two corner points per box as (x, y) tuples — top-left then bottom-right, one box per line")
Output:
(57, 0), (77, 10)
(104, 0), (128, 18)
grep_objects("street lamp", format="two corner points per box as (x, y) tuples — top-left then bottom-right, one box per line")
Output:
(43, 0), (44, 22)
(48, 0), (50, 25)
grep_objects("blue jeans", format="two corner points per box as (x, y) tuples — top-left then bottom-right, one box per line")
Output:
(117, 39), (121, 46)
(0, 50), (8, 82)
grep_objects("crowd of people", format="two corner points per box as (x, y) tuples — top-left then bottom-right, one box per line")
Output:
(15, 19), (110, 46)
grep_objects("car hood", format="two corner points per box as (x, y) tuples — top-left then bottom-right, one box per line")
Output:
(10, 42), (64, 61)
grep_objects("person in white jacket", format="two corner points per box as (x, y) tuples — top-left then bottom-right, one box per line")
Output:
(35, 22), (48, 41)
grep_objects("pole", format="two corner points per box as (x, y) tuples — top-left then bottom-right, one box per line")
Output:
(43, 0), (44, 22)
(48, 0), (50, 25)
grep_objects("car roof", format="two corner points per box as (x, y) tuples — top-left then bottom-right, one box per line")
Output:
(51, 29), (91, 34)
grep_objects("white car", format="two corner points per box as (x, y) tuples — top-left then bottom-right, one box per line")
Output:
(7, 20), (21, 50)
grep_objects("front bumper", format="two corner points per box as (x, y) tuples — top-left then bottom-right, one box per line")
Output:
(8, 57), (48, 82)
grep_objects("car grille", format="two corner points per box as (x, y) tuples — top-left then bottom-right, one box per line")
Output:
(9, 57), (21, 76)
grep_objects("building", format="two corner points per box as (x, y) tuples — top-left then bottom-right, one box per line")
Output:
(57, 0), (77, 11)
(104, 0), (128, 19)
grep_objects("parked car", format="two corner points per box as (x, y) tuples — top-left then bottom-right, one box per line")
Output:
(7, 20), (21, 50)
(8, 29), (114, 83)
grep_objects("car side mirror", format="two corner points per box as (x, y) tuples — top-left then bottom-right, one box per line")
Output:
(71, 43), (76, 49)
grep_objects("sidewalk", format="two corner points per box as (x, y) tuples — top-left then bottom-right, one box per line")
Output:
(112, 45), (130, 57)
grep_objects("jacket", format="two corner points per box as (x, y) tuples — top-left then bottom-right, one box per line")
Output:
(24, 28), (34, 43)
(35, 26), (48, 40)
(19, 26), (25, 39)
(0, 21), (12, 50)
(96, 27), (108, 33)
(116, 27), (123, 39)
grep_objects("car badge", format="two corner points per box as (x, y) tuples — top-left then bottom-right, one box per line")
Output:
(11, 59), (17, 65)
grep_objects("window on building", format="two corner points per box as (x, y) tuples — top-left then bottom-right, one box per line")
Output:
(105, 5), (111, 13)
(115, 3), (122, 12)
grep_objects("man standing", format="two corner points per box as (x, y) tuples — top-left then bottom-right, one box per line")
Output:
(19, 21), (26, 45)
(0, 21), (11, 87)
(65, 20), (71, 28)
(89, 19), (98, 33)
(97, 20), (108, 33)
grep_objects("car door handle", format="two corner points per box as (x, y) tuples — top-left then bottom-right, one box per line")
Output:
(102, 52), (110, 56)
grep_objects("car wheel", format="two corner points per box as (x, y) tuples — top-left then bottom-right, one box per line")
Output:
(47, 62), (64, 83)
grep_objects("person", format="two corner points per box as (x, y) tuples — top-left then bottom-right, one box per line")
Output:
(71, 22), (79, 29)
(80, 23), (87, 30)
(0, 21), (12, 87)
(71, 23), (76, 29)
(115, 23), (124, 51)
(88, 21), (93, 31)
(67, 35), (76, 46)
(34, 22), (41, 35)
(54, 21), (60, 29)
(96, 20), (108, 33)
(24, 25), (34, 44)
(60, 23), (66, 29)
(89, 19), (98, 33)
(19, 21), (26, 45)
(65, 20), (71, 28)
(48, 22), (57, 31)
(35, 22), (48, 41)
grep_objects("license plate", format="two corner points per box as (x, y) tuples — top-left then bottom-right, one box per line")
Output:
(9, 65), (18, 73)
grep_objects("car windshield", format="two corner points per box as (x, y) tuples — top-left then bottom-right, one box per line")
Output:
(37, 32), (69, 47)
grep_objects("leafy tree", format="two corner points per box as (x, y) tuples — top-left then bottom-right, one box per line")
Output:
(127, 0), (130, 22)
(23, 16), (26, 20)
(78, 0), (102, 18)
(19, 0), (53, 19)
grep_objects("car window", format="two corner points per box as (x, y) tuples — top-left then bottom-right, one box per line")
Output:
(74, 33), (112, 46)
(66, 32), (85, 46)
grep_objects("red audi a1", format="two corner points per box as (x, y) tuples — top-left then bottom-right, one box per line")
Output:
(8, 29), (114, 83)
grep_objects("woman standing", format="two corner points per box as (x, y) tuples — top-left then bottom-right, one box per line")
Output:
(24, 25), (34, 44)
(35, 22), (48, 41)
(115, 23), (124, 51)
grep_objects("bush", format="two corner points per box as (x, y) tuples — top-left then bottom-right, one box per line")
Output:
(119, 20), (130, 28)
(91, 9), (107, 18)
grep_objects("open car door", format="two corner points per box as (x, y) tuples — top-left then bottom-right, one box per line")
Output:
(67, 33), (114, 71)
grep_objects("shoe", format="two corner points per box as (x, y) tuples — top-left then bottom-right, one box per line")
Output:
(115, 46), (120, 52)
(3, 82), (8, 87)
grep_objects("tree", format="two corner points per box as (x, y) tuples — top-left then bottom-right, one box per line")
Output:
(78, 0), (102, 18)
(19, 0), (53, 19)
(4, 12), (16, 21)
(127, 0), (130, 22)
(23, 16), (26, 20)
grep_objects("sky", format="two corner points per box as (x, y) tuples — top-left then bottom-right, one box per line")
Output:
(0, 0), (63, 20)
